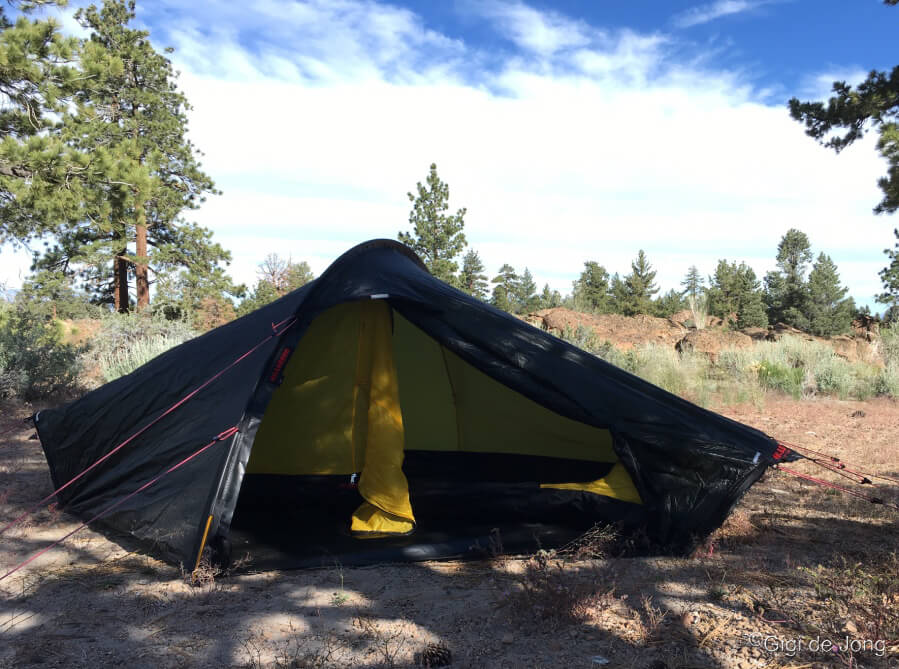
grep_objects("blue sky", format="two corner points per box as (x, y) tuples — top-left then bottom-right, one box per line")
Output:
(3, 0), (897, 309)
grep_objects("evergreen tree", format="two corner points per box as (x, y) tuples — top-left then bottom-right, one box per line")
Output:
(398, 163), (467, 285)
(618, 250), (659, 316)
(764, 228), (812, 329)
(878, 229), (899, 313)
(807, 253), (855, 335)
(491, 263), (518, 312)
(681, 265), (704, 300)
(36, 0), (221, 312)
(608, 273), (626, 314)
(707, 260), (768, 328)
(540, 283), (561, 309)
(0, 1), (88, 245)
(514, 267), (539, 313)
(459, 249), (488, 299)
(654, 289), (687, 317)
(17, 268), (100, 320)
(571, 261), (612, 313)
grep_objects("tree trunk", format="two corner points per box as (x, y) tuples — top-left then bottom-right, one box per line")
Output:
(135, 196), (150, 310)
(114, 249), (129, 313)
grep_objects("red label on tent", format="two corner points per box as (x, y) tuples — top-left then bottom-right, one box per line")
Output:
(268, 347), (292, 384)
(771, 444), (789, 461)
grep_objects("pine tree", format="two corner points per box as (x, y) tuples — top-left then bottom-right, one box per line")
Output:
(708, 260), (768, 328)
(608, 273), (626, 314)
(39, 0), (221, 312)
(878, 229), (899, 313)
(514, 268), (538, 314)
(654, 289), (686, 317)
(459, 249), (488, 299)
(807, 253), (855, 335)
(285, 260), (314, 291)
(618, 250), (659, 316)
(572, 261), (612, 313)
(491, 263), (518, 312)
(540, 283), (561, 309)
(764, 228), (812, 329)
(681, 265), (704, 300)
(398, 163), (467, 286)
(17, 268), (98, 320)
(0, 2), (89, 245)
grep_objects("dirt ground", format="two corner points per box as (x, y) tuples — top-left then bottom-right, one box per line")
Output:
(1, 396), (897, 669)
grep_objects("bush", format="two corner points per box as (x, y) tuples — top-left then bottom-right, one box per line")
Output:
(877, 324), (899, 397)
(756, 360), (803, 398)
(88, 313), (197, 383)
(559, 327), (899, 403)
(0, 303), (83, 400)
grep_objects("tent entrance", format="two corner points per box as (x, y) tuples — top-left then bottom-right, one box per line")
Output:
(232, 300), (643, 567)
(245, 300), (414, 537)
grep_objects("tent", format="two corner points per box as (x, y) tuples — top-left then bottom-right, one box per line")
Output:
(34, 239), (789, 569)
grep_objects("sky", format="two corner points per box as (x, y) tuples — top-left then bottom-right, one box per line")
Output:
(2, 0), (897, 309)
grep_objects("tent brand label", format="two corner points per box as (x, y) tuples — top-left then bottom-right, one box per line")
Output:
(771, 444), (789, 461)
(268, 347), (293, 384)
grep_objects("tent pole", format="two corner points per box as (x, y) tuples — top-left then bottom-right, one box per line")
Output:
(192, 514), (215, 577)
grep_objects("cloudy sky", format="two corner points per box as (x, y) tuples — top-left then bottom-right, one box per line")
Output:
(3, 0), (897, 308)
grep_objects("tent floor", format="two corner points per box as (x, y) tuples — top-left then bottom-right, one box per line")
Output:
(227, 476), (605, 570)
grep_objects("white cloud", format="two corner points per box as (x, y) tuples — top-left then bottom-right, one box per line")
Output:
(156, 1), (890, 306)
(3, 0), (891, 312)
(673, 1), (773, 29)
(799, 67), (868, 101)
(463, 0), (595, 56)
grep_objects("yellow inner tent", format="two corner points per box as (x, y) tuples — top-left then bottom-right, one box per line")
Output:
(246, 299), (641, 537)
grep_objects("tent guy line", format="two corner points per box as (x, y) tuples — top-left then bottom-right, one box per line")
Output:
(0, 316), (297, 538)
(775, 465), (899, 511)
(779, 439), (899, 486)
(0, 426), (239, 584)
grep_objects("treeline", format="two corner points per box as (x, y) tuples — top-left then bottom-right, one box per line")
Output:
(397, 166), (865, 336)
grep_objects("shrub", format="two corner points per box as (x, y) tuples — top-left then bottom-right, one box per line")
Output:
(0, 304), (83, 400)
(878, 324), (899, 397)
(756, 360), (803, 398)
(88, 313), (197, 383)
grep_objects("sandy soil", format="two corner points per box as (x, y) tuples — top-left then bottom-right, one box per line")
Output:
(1, 396), (897, 669)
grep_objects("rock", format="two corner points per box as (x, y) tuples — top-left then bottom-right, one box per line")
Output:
(680, 610), (697, 627)
(676, 329), (753, 362)
(739, 327), (771, 342)
(669, 309), (693, 326)
(524, 308), (884, 366)
(844, 619), (858, 634)
(501, 634), (514, 645)
(527, 308), (687, 352)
